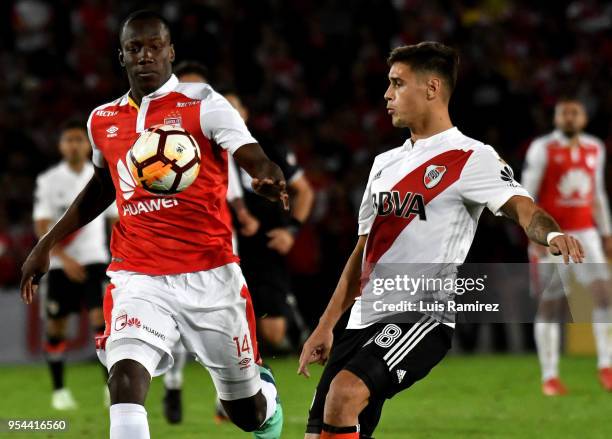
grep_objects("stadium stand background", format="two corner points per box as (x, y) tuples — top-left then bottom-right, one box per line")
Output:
(1, 0), (611, 340)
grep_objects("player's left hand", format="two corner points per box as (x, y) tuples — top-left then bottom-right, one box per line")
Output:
(602, 235), (612, 259)
(251, 178), (289, 210)
(298, 326), (334, 378)
(267, 228), (295, 254)
(236, 209), (260, 237)
(549, 234), (584, 264)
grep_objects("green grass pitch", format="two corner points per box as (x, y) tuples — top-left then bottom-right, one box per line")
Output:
(0, 355), (610, 438)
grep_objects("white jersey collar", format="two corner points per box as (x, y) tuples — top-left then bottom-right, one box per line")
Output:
(403, 126), (459, 151)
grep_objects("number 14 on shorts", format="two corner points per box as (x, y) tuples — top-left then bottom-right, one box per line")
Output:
(233, 334), (252, 357)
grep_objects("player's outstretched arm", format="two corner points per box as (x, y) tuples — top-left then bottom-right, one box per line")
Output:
(500, 195), (584, 264)
(233, 143), (289, 209)
(20, 165), (116, 304)
(298, 235), (367, 377)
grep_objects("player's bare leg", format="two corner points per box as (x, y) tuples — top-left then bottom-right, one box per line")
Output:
(220, 364), (283, 438)
(45, 317), (78, 410)
(259, 317), (287, 348)
(321, 370), (369, 438)
(589, 279), (612, 390)
(89, 307), (110, 405)
(108, 359), (151, 439)
(163, 345), (187, 423)
(534, 297), (568, 395)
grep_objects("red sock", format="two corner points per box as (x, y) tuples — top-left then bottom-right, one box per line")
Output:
(320, 432), (359, 439)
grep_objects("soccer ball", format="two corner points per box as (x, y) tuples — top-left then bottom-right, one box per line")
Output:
(128, 124), (201, 195)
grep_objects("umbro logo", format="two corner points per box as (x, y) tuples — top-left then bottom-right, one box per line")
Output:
(106, 125), (119, 138)
(374, 170), (383, 180)
(396, 369), (406, 383)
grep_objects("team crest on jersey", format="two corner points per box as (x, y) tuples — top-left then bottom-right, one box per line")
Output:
(115, 312), (127, 331)
(164, 111), (182, 127)
(423, 165), (446, 189)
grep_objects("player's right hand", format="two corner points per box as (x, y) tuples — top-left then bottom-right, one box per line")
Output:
(549, 234), (584, 264)
(60, 255), (87, 283)
(251, 178), (290, 210)
(20, 243), (51, 305)
(298, 326), (334, 378)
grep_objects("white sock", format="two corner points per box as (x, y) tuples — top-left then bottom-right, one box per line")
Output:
(110, 403), (150, 439)
(163, 350), (187, 389)
(592, 307), (612, 369)
(534, 321), (561, 381)
(259, 379), (278, 424)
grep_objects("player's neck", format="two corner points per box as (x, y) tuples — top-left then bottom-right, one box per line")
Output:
(66, 160), (85, 173)
(409, 112), (453, 143)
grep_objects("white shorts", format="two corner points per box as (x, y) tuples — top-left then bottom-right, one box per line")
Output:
(96, 262), (261, 400)
(529, 228), (610, 300)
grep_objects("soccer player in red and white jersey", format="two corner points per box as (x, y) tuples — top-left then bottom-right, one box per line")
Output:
(298, 42), (584, 439)
(522, 97), (612, 395)
(21, 10), (284, 439)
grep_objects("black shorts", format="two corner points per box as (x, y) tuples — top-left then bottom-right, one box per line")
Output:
(306, 314), (453, 438)
(45, 263), (108, 319)
(240, 259), (291, 318)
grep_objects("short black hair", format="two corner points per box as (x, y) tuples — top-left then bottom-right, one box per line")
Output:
(60, 119), (86, 134)
(174, 60), (209, 82)
(120, 9), (171, 43)
(556, 94), (584, 106)
(387, 42), (459, 95)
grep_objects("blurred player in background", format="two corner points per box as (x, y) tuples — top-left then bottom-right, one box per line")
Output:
(298, 42), (584, 439)
(158, 61), (260, 425)
(224, 90), (314, 353)
(33, 120), (117, 410)
(22, 10), (285, 439)
(522, 97), (612, 395)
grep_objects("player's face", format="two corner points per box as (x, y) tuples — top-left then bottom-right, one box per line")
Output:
(224, 93), (249, 122)
(120, 19), (175, 95)
(59, 128), (90, 164)
(178, 72), (207, 83)
(384, 63), (428, 128)
(554, 101), (587, 138)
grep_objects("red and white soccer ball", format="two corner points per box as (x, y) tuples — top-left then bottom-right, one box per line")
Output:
(128, 124), (201, 195)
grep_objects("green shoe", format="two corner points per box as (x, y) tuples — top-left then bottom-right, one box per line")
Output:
(253, 365), (283, 439)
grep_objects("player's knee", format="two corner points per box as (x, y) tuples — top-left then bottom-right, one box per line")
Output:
(108, 359), (150, 405)
(325, 370), (369, 417)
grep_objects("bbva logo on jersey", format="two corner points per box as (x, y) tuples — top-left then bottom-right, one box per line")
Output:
(372, 191), (427, 220)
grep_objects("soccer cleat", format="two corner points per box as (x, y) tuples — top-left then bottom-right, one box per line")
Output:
(542, 377), (568, 396)
(598, 367), (612, 391)
(253, 365), (283, 439)
(51, 388), (78, 410)
(162, 388), (183, 424)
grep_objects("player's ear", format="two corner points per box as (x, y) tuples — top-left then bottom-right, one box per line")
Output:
(169, 44), (175, 63)
(426, 77), (440, 100)
(118, 48), (125, 67)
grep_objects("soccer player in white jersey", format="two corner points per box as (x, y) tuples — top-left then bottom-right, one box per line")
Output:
(522, 97), (612, 395)
(158, 60), (261, 424)
(33, 120), (117, 410)
(21, 10), (284, 439)
(298, 42), (584, 439)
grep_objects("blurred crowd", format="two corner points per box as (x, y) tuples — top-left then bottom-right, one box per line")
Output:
(1, 0), (611, 328)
